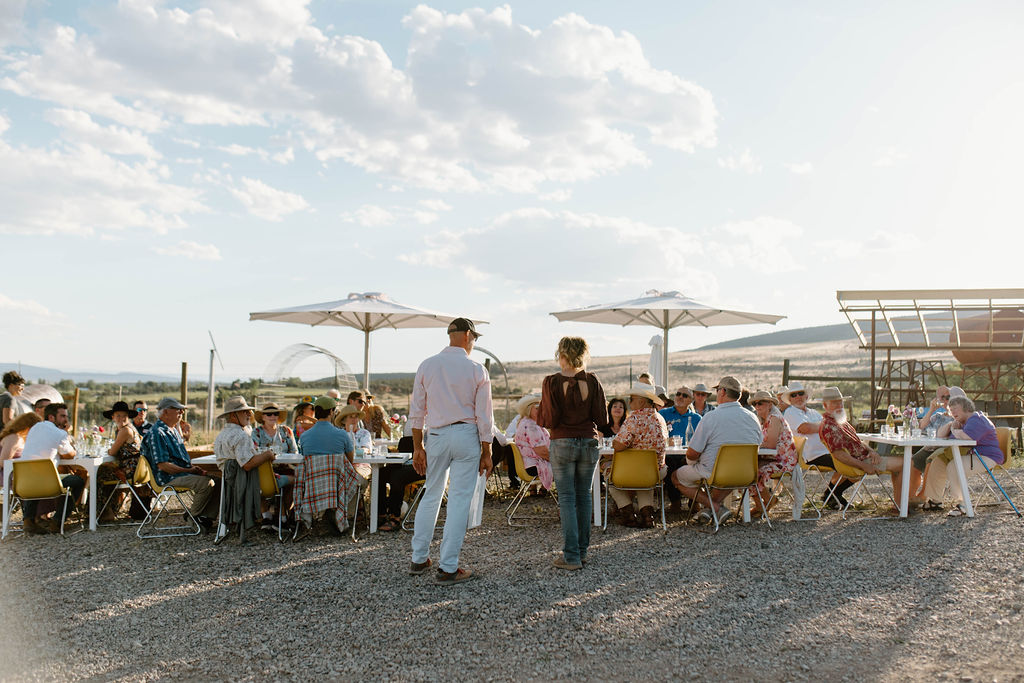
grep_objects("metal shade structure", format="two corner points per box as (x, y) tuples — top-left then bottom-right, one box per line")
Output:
(551, 290), (786, 387)
(250, 292), (486, 390)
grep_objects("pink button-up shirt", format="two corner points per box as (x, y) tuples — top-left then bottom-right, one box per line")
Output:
(409, 346), (494, 443)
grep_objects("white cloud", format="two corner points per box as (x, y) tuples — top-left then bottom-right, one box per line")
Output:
(784, 161), (813, 174)
(0, 292), (54, 317)
(412, 211), (439, 225)
(418, 198), (452, 212)
(227, 176), (308, 221)
(217, 143), (294, 165)
(0, 0), (26, 46)
(717, 148), (761, 173)
(873, 147), (908, 167)
(341, 204), (395, 227)
(153, 240), (222, 261)
(2, 3), (716, 192)
(400, 210), (807, 293)
(44, 108), (160, 158)
(0, 120), (204, 235)
(539, 188), (572, 202)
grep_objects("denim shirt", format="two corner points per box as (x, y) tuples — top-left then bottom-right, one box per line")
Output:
(142, 419), (192, 486)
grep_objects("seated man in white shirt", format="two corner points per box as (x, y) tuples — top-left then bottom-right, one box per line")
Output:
(215, 396), (281, 532)
(19, 403), (84, 534)
(783, 382), (846, 508)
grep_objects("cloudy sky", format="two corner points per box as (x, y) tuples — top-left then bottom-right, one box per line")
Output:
(3, 1), (1021, 382)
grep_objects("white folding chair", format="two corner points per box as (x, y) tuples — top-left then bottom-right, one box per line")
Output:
(135, 457), (201, 539)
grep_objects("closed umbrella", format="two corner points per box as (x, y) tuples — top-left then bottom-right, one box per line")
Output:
(250, 292), (486, 390)
(551, 290), (785, 387)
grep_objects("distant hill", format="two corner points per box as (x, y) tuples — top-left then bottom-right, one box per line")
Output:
(697, 323), (856, 351)
(0, 363), (178, 384)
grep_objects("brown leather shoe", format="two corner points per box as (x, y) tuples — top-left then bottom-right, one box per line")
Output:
(23, 518), (50, 535)
(638, 506), (656, 528)
(619, 506), (639, 527)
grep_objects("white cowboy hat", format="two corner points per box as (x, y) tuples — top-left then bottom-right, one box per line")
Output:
(516, 394), (542, 419)
(784, 381), (810, 401)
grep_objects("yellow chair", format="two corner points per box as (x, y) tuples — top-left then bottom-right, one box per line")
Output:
(134, 456), (201, 539)
(766, 435), (821, 521)
(829, 456), (895, 519)
(258, 460), (286, 541)
(11, 459), (83, 537)
(603, 448), (665, 532)
(505, 443), (557, 527)
(687, 444), (764, 533)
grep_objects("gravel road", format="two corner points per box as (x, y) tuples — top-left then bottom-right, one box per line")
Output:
(2, 491), (1022, 682)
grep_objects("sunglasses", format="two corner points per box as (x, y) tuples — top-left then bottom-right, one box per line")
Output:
(790, 391), (805, 398)
(675, 392), (691, 398)
(753, 401), (770, 406)
(940, 395), (950, 400)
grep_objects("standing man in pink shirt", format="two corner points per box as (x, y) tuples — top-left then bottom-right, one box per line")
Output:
(408, 317), (494, 585)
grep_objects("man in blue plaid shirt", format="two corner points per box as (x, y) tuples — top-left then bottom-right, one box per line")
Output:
(142, 397), (219, 530)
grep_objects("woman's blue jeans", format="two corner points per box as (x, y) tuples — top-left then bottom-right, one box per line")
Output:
(548, 437), (599, 565)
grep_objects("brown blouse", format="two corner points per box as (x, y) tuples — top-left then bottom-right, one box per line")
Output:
(537, 370), (609, 440)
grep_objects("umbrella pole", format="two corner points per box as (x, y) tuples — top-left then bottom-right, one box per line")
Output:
(363, 326), (371, 391)
(662, 314), (670, 388)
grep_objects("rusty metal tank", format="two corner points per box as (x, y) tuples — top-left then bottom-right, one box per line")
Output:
(950, 309), (1024, 366)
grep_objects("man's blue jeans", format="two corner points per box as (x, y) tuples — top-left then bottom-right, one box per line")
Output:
(548, 437), (599, 565)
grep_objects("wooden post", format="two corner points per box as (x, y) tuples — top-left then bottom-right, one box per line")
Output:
(71, 387), (81, 436)
(782, 359), (790, 386)
(180, 362), (188, 405)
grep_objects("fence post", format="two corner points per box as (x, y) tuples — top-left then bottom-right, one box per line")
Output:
(782, 359), (790, 386)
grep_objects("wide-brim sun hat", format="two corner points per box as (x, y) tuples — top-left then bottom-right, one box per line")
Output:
(748, 390), (778, 406)
(775, 385), (790, 399)
(692, 383), (711, 394)
(627, 383), (664, 407)
(820, 386), (850, 402)
(255, 403), (288, 421)
(516, 394), (541, 419)
(333, 404), (363, 427)
(217, 395), (257, 419)
(103, 401), (140, 419)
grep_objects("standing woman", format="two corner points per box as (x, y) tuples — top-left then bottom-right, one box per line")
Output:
(537, 337), (608, 571)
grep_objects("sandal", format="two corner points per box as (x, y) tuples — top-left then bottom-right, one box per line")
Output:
(379, 515), (400, 532)
(946, 504), (966, 517)
(922, 500), (943, 512)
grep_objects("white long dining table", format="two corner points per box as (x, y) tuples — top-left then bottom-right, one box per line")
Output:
(2, 453), (115, 539)
(859, 433), (977, 518)
(191, 451), (412, 533)
(591, 446), (777, 526)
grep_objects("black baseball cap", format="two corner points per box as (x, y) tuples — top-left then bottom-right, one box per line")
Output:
(447, 317), (481, 337)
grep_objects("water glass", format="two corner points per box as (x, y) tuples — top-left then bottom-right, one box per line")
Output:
(670, 436), (682, 448)
(926, 427), (936, 439)
(911, 428), (922, 438)
(896, 425), (905, 438)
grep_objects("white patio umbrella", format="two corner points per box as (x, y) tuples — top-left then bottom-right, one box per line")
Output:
(551, 290), (785, 388)
(250, 292), (486, 390)
(20, 384), (64, 405)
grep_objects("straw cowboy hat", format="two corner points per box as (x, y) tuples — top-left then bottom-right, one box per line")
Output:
(255, 402), (288, 421)
(516, 394), (541, 419)
(627, 383), (664, 407)
(748, 390), (778, 406)
(692, 383), (712, 394)
(333, 403), (363, 427)
(820, 386), (850, 402)
(217, 396), (257, 419)
(775, 386), (789, 399)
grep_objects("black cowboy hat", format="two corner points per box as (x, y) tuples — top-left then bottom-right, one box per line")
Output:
(103, 400), (140, 419)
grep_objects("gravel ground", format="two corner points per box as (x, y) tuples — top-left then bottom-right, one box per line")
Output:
(2, 484), (1023, 682)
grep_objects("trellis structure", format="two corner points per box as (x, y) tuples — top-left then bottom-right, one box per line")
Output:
(837, 289), (1024, 414)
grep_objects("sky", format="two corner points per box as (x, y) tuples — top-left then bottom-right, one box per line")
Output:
(2, 0), (1022, 383)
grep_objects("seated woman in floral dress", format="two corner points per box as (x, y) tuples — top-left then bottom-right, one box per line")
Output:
(609, 384), (669, 528)
(749, 390), (797, 511)
(513, 394), (552, 491)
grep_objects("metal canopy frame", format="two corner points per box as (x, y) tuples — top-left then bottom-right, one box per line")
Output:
(837, 289), (1024, 413)
(837, 288), (1024, 351)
